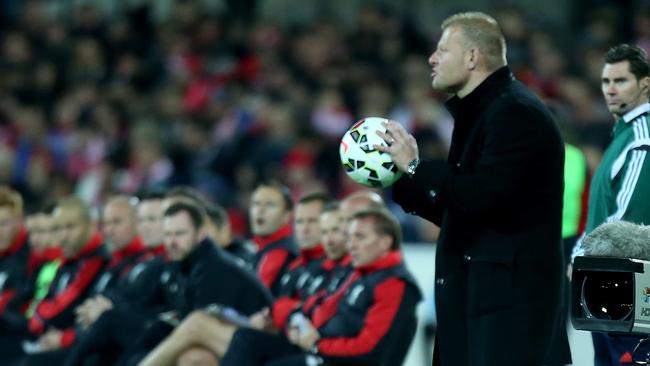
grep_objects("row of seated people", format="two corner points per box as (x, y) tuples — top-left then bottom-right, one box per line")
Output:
(0, 182), (422, 366)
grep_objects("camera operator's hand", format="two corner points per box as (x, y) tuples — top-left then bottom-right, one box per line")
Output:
(375, 120), (419, 173)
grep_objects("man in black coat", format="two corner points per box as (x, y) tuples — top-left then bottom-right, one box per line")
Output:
(377, 11), (571, 366)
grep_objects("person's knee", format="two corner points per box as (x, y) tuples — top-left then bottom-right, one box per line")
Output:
(177, 347), (219, 366)
(177, 311), (213, 338)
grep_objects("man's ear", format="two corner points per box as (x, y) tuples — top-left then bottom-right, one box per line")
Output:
(467, 48), (478, 70)
(642, 76), (650, 93)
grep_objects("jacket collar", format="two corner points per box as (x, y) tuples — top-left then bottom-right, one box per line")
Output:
(445, 66), (514, 121)
(252, 223), (293, 250)
(147, 243), (166, 257)
(290, 244), (326, 270)
(179, 237), (214, 270)
(322, 254), (352, 270)
(0, 228), (28, 258)
(63, 232), (104, 264)
(622, 103), (650, 123)
(355, 251), (402, 275)
(109, 236), (145, 267)
(300, 244), (325, 261)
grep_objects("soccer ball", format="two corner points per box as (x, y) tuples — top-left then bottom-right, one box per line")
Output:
(339, 117), (403, 188)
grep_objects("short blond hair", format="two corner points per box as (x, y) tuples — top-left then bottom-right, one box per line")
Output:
(441, 12), (507, 70)
(0, 186), (23, 217)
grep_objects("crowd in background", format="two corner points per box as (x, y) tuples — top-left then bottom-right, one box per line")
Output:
(1, 0), (648, 242)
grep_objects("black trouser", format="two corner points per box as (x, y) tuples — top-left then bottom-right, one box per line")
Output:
(221, 328), (329, 366)
(19, 349), (70, 366)
(64, 308), (149, 366)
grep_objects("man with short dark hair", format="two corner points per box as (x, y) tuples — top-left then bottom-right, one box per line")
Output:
(248, 181), (298, 295)
(204, 202), (256, 267)
(576, 43), (650, 366)
(114, 202), (272, 365)
(136, 191), (166, 256)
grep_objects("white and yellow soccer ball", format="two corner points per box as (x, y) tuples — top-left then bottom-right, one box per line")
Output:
(339, 117), (403, 188)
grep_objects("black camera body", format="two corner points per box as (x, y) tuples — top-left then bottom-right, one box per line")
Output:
(572, 256), (650, 334)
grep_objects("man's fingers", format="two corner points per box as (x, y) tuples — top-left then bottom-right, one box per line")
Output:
(376, 130), (395, 145)
(382, 120), (408, 140)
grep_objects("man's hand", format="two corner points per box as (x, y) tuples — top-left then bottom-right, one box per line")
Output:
(75, 295), (113, 329)
(249, 307), (275, 331)
(375, 120), (419, 172)
(288, 317), (320, 352)
(38, 328), (63, 351)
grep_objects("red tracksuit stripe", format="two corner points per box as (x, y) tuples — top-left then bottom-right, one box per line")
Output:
(271, 296), (300, 329)
(317, 278), (406, 357)
(257, 249), (289, 290)
(0, 290), (16, 313)
(35, 258), (104, 319)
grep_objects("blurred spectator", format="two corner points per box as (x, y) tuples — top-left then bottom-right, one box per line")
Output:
(0, 0), (643, 244)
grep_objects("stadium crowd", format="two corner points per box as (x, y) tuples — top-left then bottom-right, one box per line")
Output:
(1, 1), (648, 243)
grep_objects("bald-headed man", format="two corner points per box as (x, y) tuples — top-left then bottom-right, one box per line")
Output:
(0, 197), (109, 363)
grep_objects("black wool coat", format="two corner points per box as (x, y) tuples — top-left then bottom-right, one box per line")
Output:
(393, 67), (571, 365)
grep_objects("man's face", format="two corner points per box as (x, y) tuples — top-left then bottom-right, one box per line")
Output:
(320, 210), (347, 260)
(26, 214), (47, 251)
(602, 60), (649, 117)
(294, 201), (323, 249)
(55, 206), (92, 258)
(0, 207), (20, 251)
(137, 200), (164, 247)
(163, 211), (201, 261)
(40, 214), (58, 249)
(429, 26), (471, 94)
(103, 200), (138, 251)
(346, 217), (391, 267)
(249, 187), (290, 236)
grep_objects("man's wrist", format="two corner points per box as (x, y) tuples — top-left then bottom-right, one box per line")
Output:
(406, 158), (420, 177)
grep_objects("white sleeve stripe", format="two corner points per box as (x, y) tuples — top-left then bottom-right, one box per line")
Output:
(610, 150), (645, 221)
(608, 118), (649, 222)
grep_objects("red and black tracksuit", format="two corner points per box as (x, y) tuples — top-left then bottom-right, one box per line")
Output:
(271, 245), (327, 329)
(299, 255), (353, 319)
(0, 228), (30, 313)
(252, 224), (299, 296)
(27, 233), (108, 346)
(221, 251), (422, 366)
(1, 244), (62, 329)
(18, 237), (169, 366)
(0, 233), (108, 362)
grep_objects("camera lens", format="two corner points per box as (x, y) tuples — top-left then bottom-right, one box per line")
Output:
(581, 271), (633, 320)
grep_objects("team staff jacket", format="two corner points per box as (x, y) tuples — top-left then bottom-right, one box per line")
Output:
(59, 236), (167, 346)
(224, 238), (257, 269)
(585, 103), (650, 234)
(271, 245), (326, 329)
(131, 238), (273, 352)
(91, 236), (166, 311)
(4, 245), (62, 317)
(251, 224), (299, 297)
(310, 251), (422, 365)
(28, 233), (109, 345)
(300, 255), (353, 317)
(0, 229), (30, 313)
(160, 238), (273, 318)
